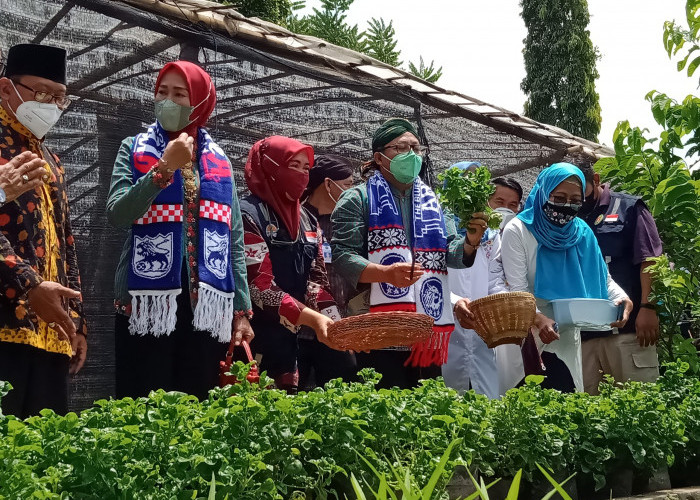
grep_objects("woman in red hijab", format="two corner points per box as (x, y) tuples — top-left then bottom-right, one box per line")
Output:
(240, 136), (342, 393)
(107, 60), (254, 399)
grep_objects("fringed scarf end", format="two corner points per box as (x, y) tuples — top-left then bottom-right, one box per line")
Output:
(128, 292), (179, 337)
(193, 283), (235, 342)
(404, 328), (453, 368)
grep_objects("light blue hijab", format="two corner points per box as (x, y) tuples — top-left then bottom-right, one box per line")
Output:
(516, 163), (608, 300)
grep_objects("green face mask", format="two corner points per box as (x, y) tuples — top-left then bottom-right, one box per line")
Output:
(384, 151), (423, 184)
(154, 99), (194, 132)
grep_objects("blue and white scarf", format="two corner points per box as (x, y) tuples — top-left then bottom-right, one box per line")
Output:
(367, 171), (454, 367)
(128, 122), (235, 341)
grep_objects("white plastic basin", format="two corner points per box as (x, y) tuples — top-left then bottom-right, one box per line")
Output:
(550, 298), (620, 330)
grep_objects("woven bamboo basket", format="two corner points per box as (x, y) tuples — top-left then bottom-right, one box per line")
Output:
(469, 292), (536, 348)
(326, 312), (434, 351)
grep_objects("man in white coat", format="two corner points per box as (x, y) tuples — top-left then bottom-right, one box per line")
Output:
(443, 165), (523, 397)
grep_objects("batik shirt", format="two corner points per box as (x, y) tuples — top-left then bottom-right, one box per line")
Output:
(0, 106), (86, 356)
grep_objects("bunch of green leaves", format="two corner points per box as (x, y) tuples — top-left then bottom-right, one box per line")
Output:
(436, 166), (502, 232)
(407, 57), (443, 84)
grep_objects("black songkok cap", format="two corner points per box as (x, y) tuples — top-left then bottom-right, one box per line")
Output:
(304, 154), (354, 198)
(6, 44), (67, 85)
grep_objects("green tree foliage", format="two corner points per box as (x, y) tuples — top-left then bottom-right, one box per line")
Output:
(597, 0), (700, 371)
(597, 0), (700, 368)
(216, 0), (442, 82)
(664, 0), (700, 78)
(364, 18), (401, 66)
(593, 0), (700, 366)
(520, 0), (602, 141)
(221, 0), (294, 25)
(306, 0), (365, 52)
(595, 94), (700, 366)
(407, 56), (443, 84)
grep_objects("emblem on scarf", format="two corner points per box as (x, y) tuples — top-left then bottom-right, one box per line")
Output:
(419, 277), (444, 320)
(133, 233), (173, 279)
(204, 228), (229, 280)
(379, 252), (410, 299)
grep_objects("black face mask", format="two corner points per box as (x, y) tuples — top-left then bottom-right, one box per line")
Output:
(579, 192), (597, 215)
(542, 201), (581, 227)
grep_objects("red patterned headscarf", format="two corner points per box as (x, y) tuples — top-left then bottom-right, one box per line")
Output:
(245, 136), (315, 236)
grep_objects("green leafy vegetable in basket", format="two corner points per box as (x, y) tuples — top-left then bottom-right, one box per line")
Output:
(437, 165), (502, 233)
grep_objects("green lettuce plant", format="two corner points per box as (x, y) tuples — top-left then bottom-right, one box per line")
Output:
(436, 166), (502, 232)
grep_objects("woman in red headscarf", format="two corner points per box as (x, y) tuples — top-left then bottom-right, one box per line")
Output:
(106, 60), (254, 399)
(240, 136), (342, 393)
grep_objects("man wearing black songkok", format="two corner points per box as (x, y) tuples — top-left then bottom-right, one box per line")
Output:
(299, 154), (357, 389)
(0, 43), (87, 418)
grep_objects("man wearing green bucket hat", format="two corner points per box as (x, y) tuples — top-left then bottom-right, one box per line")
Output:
(330, 118), (486, 389)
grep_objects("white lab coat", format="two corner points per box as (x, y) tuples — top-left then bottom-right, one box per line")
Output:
(444, 229), (508, 398)
(497, 218), (629, 393)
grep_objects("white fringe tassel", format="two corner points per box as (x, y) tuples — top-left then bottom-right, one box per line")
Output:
(193, 283), (236, 343)
(129, 291), (179, 337)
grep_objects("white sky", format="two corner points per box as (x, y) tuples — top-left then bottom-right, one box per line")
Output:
(302, 0), (697, 147)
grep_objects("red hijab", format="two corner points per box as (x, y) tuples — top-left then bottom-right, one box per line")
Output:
(154, 60), (216, 138)
(245, 136), (315, 236)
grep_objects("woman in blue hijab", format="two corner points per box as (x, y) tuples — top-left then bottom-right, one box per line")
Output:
(498, 163), (632, 393)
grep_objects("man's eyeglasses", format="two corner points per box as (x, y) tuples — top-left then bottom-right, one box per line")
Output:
(382, 142), (429, 156)
(14, 81), (72, 110)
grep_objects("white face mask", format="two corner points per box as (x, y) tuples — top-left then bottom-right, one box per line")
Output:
(10, 81), (63, 139)
(494, 206), (517, 230)
(326, 178), (349, 204)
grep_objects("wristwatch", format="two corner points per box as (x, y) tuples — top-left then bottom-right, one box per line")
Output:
(0, 185), (6, 207)
(640, 302), (658, 311)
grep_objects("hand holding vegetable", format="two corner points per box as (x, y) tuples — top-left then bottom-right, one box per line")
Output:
(466, 212), (488, 248)
(437, 166), (502, 234)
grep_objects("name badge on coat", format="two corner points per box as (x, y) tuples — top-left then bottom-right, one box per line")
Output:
(322, 241), (332, 263)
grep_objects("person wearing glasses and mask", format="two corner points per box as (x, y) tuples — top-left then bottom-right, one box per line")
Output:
(331, 119), (486, 389)
(499, 163), (633, 393)
(107, 60), (253, 400)
(241, 136), (341, 394)
(0, 44), (87, 418)
(446, 164), (523, 398)
(298, 154), (357, 390)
